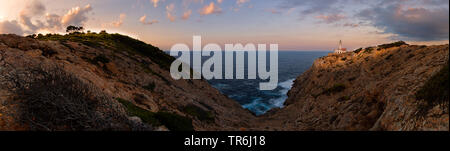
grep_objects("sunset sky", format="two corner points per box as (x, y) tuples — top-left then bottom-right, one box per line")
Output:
(0, 0), (448, 50)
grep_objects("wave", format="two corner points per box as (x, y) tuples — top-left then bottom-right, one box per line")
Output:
(242, 78), (295, 115)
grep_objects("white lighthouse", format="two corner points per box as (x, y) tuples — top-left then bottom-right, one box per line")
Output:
(334, 40), (347, 54)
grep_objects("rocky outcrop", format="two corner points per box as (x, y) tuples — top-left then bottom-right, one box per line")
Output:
(0, 34), (254, 131)
(252, 43), (449, 131)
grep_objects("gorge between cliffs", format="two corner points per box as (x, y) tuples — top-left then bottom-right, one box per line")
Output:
(0, 33), (448, 131)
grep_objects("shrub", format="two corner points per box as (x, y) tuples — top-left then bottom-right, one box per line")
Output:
(354, 48), (363, 53)
(182, 104), (215, 122)
(117, 98), (194, 131)
(155, 112), (194, 131)
(323, 84), (346, 95)
(143, 82), (156, 91)
(116, 98), (160, 126)
(93, 55), (110, 64)
(337, 96), (350, 102)
(11, 66), (135, 131)
(377, 41), (408, 49)
(364, 47), (374, 53)
(385, 54), (394, 60)
(34, 32), (174, 70)
(415, 63), (449, 115)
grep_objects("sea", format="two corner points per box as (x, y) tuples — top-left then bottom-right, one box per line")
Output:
(168, 51), (330, 115)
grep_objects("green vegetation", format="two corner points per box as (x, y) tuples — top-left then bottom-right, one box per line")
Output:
(337, 96), (350, 102)
(415, 63), (449, 115)
(182, 104), (215, 122)
(364, 47), (374, 53)
(154, 112), (194, 131)
(354, 48), (363, 53)
(66, 25), (84, 33)
(34, 31), (174, 70)
(322, 84), (346, 95)
(14, 67), (131, 130)
(142, 82), (156, 91)
(385, 54), (394, 60)
(117, 98), (194, 131)
(92, 54), (110, 64)
(377, 41), (408, 50)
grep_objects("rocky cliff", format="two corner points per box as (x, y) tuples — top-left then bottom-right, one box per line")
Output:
(1, 33), (448, 131)
(0, 34), (254, 131)
(252, 42), (449, 131)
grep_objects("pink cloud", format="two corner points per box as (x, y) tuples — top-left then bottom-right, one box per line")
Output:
(166, 3), (176, 22)
(200, 2), (222, 15)
(139, 15), (159, 25)
(182, 10), (192, 20)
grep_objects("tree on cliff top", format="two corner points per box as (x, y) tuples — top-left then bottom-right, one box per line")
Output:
(66, 25), (84, 33)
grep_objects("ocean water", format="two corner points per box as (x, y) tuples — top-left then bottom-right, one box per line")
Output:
(168, 51), (329, 115)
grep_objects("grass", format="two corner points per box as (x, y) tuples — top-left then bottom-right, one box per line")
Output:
(117, 98), (194, 131)
(415, 63), (449, 115)
(182, 104), (215, 122)
(35, 32), (174, 70)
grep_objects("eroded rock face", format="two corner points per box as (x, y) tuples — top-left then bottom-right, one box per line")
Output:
(251, 44), (449, 131)
(0, 34), (254, 131)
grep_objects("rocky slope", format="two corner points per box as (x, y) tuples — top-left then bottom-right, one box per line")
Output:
(0, 34), (254, 131)
(252, 43), (449, 131)
(1, 33), (448, 131)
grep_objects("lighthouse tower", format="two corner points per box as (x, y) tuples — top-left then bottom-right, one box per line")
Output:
(334, 40), (347, 54)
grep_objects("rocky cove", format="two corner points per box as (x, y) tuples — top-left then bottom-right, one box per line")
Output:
(0, 33), (448, 131)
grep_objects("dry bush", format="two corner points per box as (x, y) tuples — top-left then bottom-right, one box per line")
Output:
(5, 65), (151, 131)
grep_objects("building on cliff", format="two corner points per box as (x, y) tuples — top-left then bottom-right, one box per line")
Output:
(334, 40), (347, 54)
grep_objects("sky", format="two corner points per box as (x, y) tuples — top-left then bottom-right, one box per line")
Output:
(0, 0), (449, 51)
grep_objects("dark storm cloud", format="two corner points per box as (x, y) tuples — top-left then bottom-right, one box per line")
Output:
(277, 0), (449, 41)
(357, 2), (449, 41)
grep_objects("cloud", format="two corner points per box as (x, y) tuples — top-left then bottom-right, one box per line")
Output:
(315, 14), (346, 24)
(112, 13), (126, 27)
(139, 15), (159, 25)
(275, 0), (448, 41)
(357, 3), (449, 41)
(236, 0), (250, 6)
(0, 20), (24, 35)
(278, 0), (340, 15)
(182, 10), (192, 20)
(166, 3), (176, 22)
(61, 4), (93, 27)
(2, 0), (95, 35)
(264, 8), (281, 14)
(217, 0), (223, 4)
(151, 0), (161, 8)
(343, 23), (359, 28)
(200, 2), (222, 15)
(19, 0), (46, 31)
(21, 0), (46, 16)
(45, 14), (62, 30)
